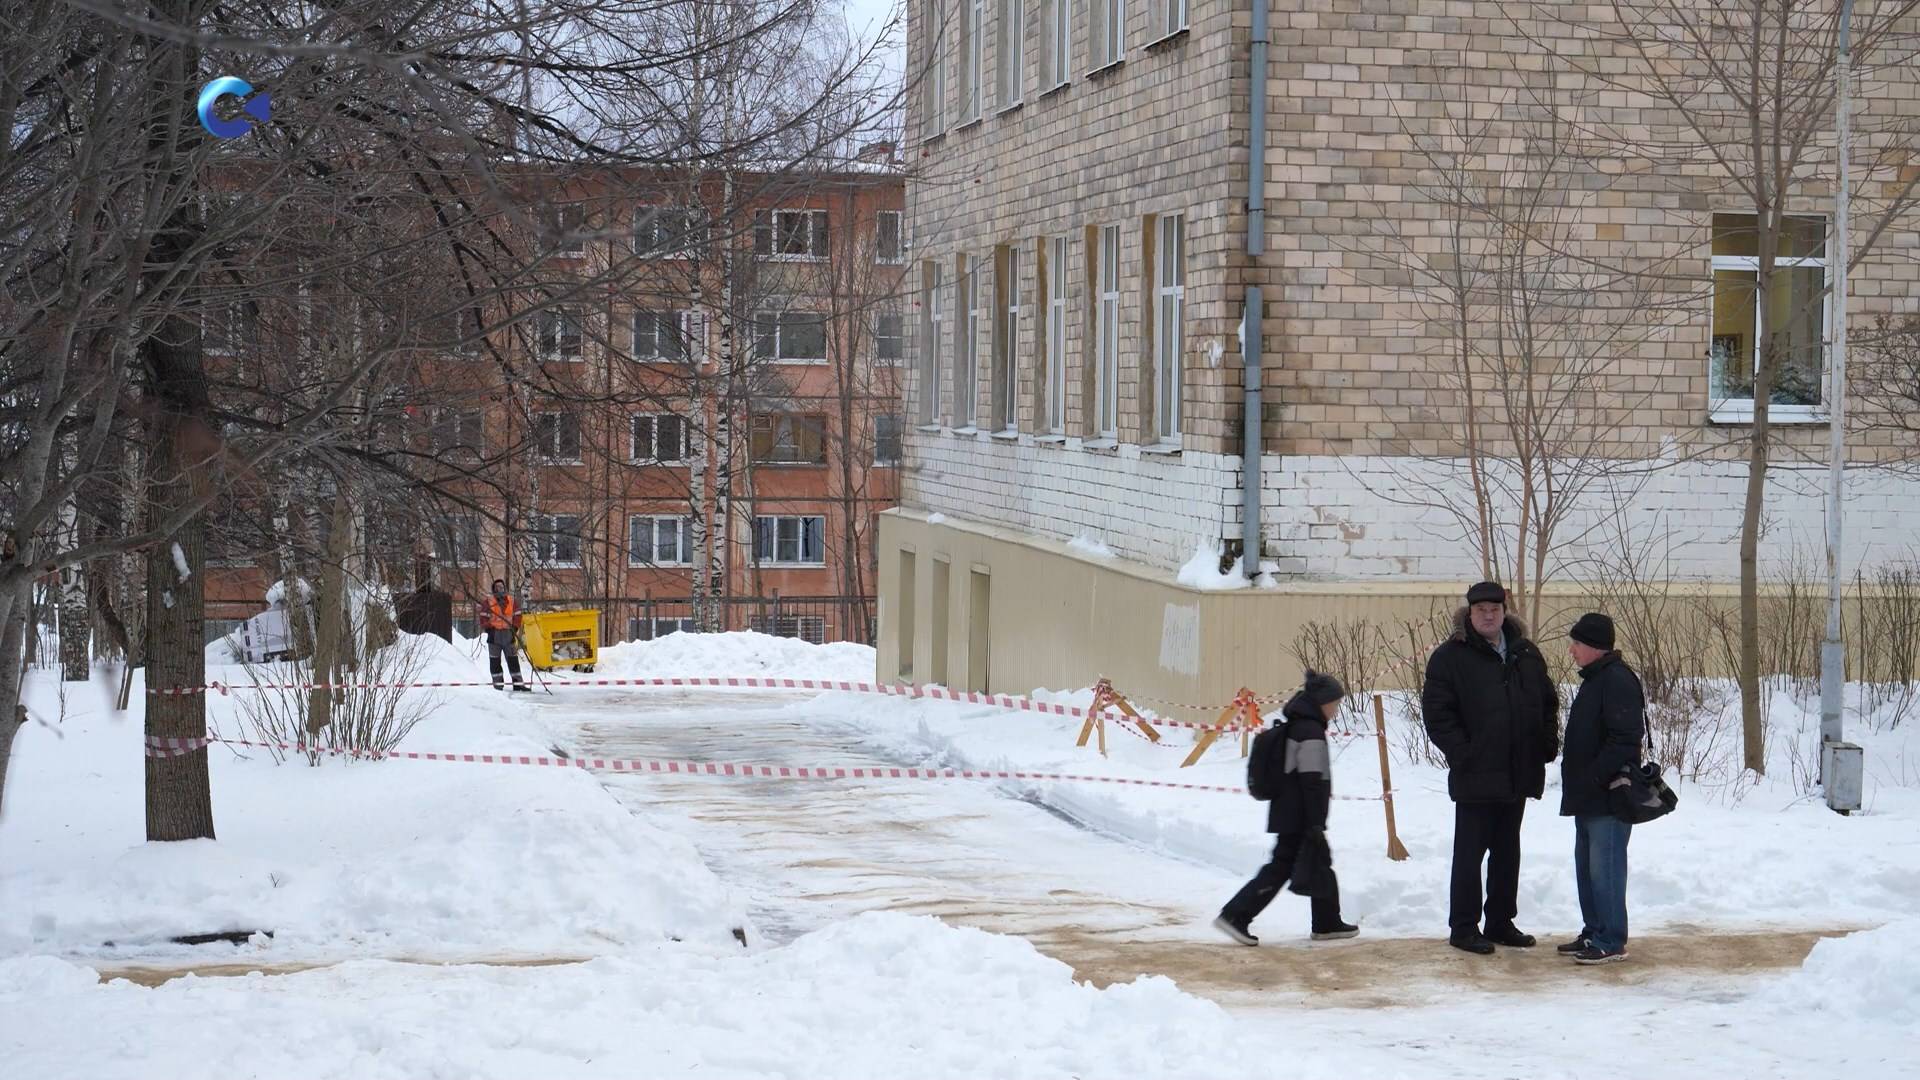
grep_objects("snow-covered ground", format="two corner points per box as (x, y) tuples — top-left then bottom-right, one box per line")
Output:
(3, 630), (1918, 1078)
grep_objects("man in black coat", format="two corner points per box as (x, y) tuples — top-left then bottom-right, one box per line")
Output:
(1421, 581), (1560, 955)
(1558, 612), (1645, 965)
(1214, 671), (1360, 946)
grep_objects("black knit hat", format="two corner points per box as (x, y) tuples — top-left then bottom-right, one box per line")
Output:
(1466, 581), (1507, 606)
(1301, 670), (1346, 706)
(1569, 612), (1616, 651)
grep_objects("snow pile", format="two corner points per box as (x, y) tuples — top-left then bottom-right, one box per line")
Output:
(1176, 539), (1249, 591)
(1068, 534), (1116, 559)
(1775, 920), (1920, 1023)
(1, 668), (747, 962)
(0, 914), (1266, 1080)
(591, 630), (875, 682)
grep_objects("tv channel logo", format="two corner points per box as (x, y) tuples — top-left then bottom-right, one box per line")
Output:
(197, 77), (271, 139)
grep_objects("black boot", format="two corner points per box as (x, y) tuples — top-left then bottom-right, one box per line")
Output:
(1484, 923), (1536, 948)
(1311, 921), (1360, 941)
(1212, 914), (1258, 946)
(1449, 928), (1496, 955)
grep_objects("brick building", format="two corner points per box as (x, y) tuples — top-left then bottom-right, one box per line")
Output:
(208, 157), (906, 649)
(882, 1), (1920, 702)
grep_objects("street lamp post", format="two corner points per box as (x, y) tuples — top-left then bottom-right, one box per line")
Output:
(1820, 0), (1862, 814)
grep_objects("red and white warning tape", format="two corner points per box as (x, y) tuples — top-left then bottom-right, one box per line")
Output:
(143, 733), (1391, 800)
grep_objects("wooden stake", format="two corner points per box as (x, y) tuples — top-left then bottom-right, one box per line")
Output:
(1374, 693), (1410, 861)
(1181, 689), (1257, 768)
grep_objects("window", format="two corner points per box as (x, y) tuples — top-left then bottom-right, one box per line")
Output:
(635, 206), (702, 258)
(923, 0), (948, 138)
(550, 204), (585, 254)
(876, 413), (904, 464)
(994, 245), (1019, 432)
(1047, 236), (1068, 434)
(1154, 214), (1184, 441)
(629, 515), (691, 566)
(997, 0), (1025, 107)
(755, 311), (829, 362)
(922, 262), (944, 423)
(1096, 224), (1120, 437)
(876, 310), (905, 363)
(876, 210), (904, 264)
(630, 413), (687, 463)
(633, 309), (690, 362)
(751, 413), (829, 464)
(1710, 213), (1828, 421)
(537, 307), (582, 359)
(754, 209), (830, 259)
(958, 254), (981, 425)
(754, 515), (827, 565)
(430, 409), (483, 455)
(204, 618), (245, 647)
(530, 514), (583, 568)
(629, 616), (699, 641)
(1045, 0), (1072, 89)
(433, 516), (482, 567)
(454, 617), (479, 640)
(1157, 0), (1186, 39)
(534, 411), (581, 463)
(1092, 0), (1124, 69)
(961, 0), (984, 121)
(748, 614), (828, 644)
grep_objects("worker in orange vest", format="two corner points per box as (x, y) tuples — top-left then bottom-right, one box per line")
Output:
(479, 578), (530, 692)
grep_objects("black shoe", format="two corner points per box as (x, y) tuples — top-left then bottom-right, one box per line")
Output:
(1311, 921), (1360, 941)
(1557, 935), (1593, 955)
(1484, 923), (1536, 948)
(1449, 929), (1496, 955)
(1212, 914), (1258, 947)
(491, 684), (504, 692)
(512, 684), (533, 693)
(1573, 945), (1629, 965)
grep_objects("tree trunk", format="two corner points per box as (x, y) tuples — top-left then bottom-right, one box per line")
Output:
(0, 580), (35, 819)
(58, 439), (91, 680)
(307, 489), (356, 736)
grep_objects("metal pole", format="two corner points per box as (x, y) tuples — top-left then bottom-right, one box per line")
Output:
(1819, 0), (1854, 758)
(1241, 0), (1269, 579)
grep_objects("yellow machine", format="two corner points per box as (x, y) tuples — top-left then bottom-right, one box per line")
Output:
(519, 609), (600, 673)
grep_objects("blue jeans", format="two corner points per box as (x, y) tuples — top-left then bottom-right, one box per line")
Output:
(1574, 815), (1632, 952)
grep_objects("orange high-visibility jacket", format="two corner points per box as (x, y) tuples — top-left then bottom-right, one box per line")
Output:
(480, 594), (521, 632)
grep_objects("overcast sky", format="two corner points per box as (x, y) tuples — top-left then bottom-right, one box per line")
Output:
(841, 0), (905, 81)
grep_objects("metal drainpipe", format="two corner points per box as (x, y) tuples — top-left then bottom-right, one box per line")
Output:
(1243, 1), (1268, 577)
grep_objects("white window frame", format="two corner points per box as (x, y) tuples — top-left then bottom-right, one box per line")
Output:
(537, 307), (583, 360)
(1047, 236), (1068, 434)
(754, 515), (828, 567)
(434, 516), (482, 567)
(755, 209), (830, 261)
(630, 413), (687, 464)
(632, 308), (692, 362)
(1091, 0), (1125, 71)
(756, 310), (830, 363)
(963, 0), (985, 122)
(752, 413), (830, 466)
(997, 0), (1025, 109)
(959, 254), (982, 427)
(628, 514), (691, 567)
(552, 204), (586, 255)
(633, 206), (702, 259)
(1096, 224), (1120, 438)
(1155, 0), (1187, 40)
(875, 309), (905, 364)
(430, 408), (484, 455)
(875, 413), (905, 465)
(530, 513), (583, 569)
(923, 0), (949, 140)
(997, 246), (1020, 433)
(923, 263), (945, 423)
(1709, 214), (1830, 425)
(534, 411), (582, 464)
(876, 210), (905, 264)
(1154, 213), (1184, 442)
(629, 615), (699, 641)
(1045, 0), (1073, 90)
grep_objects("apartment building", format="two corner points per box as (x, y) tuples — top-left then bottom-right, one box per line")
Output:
(885, 1), (1920, 702)
(207, 157), (906, 648)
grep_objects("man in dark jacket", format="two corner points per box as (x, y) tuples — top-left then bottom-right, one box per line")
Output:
(1421, 581), (1560, 955)
(1558, 612), (1645, 965)
(1214, 671), (1361, 946)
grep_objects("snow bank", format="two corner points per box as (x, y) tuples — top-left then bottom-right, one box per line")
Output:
(801, 685), (1920, 938)
(590, 630), (875, 682)
(1776, 920), (1920, 1023)
(0, 914), (1266, 1080)
(1068, 534), (1116, 559)
(1176, 539), (1249, 591)
(2, 663), (747, 963)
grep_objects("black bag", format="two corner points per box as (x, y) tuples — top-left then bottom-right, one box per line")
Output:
(1287, 831), (1335, 898)
(1246, 724), (1285, 801)
(1608, 728), (1678, 825)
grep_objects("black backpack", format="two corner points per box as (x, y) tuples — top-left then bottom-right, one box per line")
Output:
(1246, 723), (1287, 801)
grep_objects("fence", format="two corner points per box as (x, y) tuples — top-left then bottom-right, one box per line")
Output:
(533, 595), (877, 647)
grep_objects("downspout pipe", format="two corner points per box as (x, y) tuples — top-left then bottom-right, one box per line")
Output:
(1242, 1), (1268, 578)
